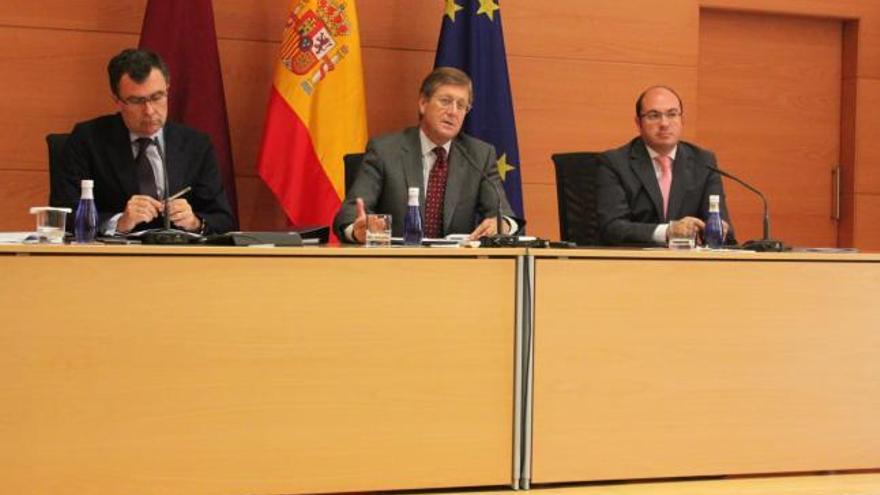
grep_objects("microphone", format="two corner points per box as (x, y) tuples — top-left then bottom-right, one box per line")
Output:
(452, 141), (510, 244)
(139, 136), (192, 245)
(704, 164), (785, 252)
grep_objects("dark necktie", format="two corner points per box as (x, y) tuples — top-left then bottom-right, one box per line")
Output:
(135, 137), (158, 198)
(424, 146), (450, 238)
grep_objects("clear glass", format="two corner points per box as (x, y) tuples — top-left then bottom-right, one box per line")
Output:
(365, 213), (392, 247)
(29, 206), (71, 244)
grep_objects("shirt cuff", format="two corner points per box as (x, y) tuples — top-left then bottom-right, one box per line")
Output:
(652, 223), (669, 245)
(102, 213), (123, 236)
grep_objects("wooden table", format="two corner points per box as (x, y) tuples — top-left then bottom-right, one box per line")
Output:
(527, 249), (880, 485)
(0, 244), (524, 495)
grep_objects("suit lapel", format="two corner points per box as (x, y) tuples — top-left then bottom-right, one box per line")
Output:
(400, 127), (424, 203)
(667, 145), (693, 220)
(109, 114), (140, 198)
(629, 140), (665, 220)
(162, 124), (185, 195)
(444, 139), (470, 231)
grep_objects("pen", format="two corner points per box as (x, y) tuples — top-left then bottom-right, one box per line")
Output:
(168, 186), (192, 201)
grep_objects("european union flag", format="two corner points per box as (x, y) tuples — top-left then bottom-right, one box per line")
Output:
(434, 0), (525, 221)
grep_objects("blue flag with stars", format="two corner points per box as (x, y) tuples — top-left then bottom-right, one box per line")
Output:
(434, 0), (525, 220)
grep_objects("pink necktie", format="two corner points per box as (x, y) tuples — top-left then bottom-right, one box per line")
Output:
(656, 155), (672, 219)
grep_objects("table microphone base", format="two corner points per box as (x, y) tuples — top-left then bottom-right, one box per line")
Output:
(741, 238), (787, 252)
(140, 229), (193, 245)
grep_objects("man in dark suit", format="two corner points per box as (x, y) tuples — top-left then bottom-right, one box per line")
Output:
(52, 48), (236, 235)
(333, 67), (520, 243)
(597, 85), (735, 246)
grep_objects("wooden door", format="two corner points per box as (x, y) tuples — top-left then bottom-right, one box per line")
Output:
(698, 9), (842, 247)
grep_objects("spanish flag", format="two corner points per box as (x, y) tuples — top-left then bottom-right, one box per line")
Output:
(257, 0), (367, 236)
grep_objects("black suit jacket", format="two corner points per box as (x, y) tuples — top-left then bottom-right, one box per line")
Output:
(333, 127), (520, 241)
(51, 113), (236, 234)
(597, 137), (735, 246)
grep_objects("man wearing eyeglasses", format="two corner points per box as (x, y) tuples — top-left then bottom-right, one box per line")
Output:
(333, 66), (520, 243)
(52, 48), (236, 235)
(597, 85), (735, 246)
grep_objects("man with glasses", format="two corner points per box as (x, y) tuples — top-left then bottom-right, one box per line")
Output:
(333, 67), (520, 243)
(597, 85), (735, 246)
(53, 48), (235, 235)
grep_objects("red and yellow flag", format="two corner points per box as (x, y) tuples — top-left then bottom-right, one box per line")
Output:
(257, 0), (367, 235)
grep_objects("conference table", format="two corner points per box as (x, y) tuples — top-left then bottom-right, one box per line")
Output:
(2, 244), (879, 495)
(0, 244), (525, 495)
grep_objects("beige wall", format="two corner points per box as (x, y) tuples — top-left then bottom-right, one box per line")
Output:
(1, 0), (879, 246)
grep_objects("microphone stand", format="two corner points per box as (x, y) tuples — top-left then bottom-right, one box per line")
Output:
(140, 137), (192, 245)
(705, 164), (785, 252)
(454, 142), (516, 247)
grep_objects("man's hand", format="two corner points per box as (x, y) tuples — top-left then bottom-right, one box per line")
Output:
(469, 217), (509, 240)
(722, 220), (730, 243)
(668, 216), (706, 244)
(118, 195), (163, 233)
(167, 198), (201, 232)
(351, 198), (367, 244)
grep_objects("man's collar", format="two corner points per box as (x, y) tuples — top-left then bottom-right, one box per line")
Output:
(419, 129), (452, 157)
(129, 128), (165, 145)
(645, 143), (677, 161)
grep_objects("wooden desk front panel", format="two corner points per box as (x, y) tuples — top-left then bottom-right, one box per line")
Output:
(0, 252), (516, 495)
(532, 256), (880, 483)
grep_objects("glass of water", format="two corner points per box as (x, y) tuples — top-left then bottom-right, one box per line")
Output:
(29, 206), (72, 244)
(365, 213), (392, 247)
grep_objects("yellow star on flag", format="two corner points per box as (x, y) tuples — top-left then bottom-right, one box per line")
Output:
(476, 0), (500, 21)
(496, 153), (516, 181)
(445, 0), (463, 22)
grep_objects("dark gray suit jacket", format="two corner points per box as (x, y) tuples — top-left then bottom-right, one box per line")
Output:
(52, 113), (237, 234)
(333, 127), (518, 241)
(597, 137), (735, 246)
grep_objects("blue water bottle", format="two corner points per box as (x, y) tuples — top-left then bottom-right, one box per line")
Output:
(75, 179), (98, 243)
(403, 187), (423, 245)
(704, 194), (724, 249)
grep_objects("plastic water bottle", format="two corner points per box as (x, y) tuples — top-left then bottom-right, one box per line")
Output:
(75, 179), (98, 243)
(704, 194), (724, 249)
(403, 187), (423, 245)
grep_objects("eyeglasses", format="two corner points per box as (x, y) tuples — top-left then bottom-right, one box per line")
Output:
(434, 95), (471, 114)
(640, 109), (682, 122)
(119, 90), (168, 107)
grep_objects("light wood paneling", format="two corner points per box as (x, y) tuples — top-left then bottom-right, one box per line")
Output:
(0, 1), (145, 32)
(510, 57), (699, 186)
(235, 175), (290, 230)
(1, 249), (516, 495)
(0, 27), (134, 171)
(531, 253), (880, 483)
(1, 0), (880, 244)
(522, 182), (556, 239)
(0, 170), (50, 230)
(854, 78), (880, 193)
(504, 0), (698, 65)
(698, 9), (841, 246)
(853, 192), (880, 248)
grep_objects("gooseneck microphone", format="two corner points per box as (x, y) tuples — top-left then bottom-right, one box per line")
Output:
(704, 164), (786, 252)
(140, 136), (191, 245)
(453, 141), (508, 242)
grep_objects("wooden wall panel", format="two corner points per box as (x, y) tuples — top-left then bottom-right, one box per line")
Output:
(523, 183), (557, 240)
(853, 193), (880, 247)
(0, 28), (133, 171)
(504, 0), (697, 65)
(510, 57), (699, 186)
(236, 176), (291, 230)
(854, 78), (880, 194)
(219, 38), (277, 178)
(0, 171), (50, 230)
(0, 0), (878, 246)
(0, 1), (145, 32)
(698, 9), (841, 246)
